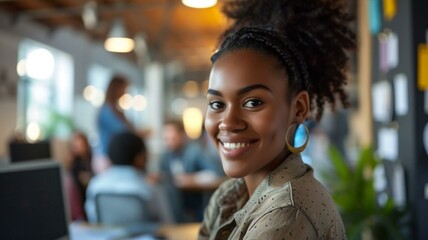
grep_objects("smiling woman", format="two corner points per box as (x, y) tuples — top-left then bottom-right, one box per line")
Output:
(205, 49), (297, 185)
(198, 0), (356, 239)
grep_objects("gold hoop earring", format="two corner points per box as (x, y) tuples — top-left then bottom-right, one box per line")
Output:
(285, 123), (309, 154)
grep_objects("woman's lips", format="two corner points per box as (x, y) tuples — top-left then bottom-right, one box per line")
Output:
(219, 140), (257, 159)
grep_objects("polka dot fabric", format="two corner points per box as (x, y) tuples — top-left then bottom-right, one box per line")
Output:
(198, 154), (346, 240)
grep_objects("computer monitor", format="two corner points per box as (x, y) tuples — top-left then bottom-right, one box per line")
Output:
(0, 160), (69, 240)
(8, 140), (51, 163)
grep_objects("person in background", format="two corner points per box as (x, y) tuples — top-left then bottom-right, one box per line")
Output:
(94, 74), (133, 173)
(157, 119), (222, 223)
(85, 132), (172, 224)
(63, 170), (86, 221)
(198, 0), (355, 239)
(62, 134), (87, 221)
(69, 131), (93, 217)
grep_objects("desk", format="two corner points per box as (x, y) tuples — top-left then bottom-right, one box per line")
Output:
(175, 176), (228, 192)
(175, 176), (228, 220)
(69, 222), (201, 240)
(158, 223), (200, 240)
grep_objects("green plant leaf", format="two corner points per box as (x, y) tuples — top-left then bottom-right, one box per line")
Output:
(325, 144), (410, 240)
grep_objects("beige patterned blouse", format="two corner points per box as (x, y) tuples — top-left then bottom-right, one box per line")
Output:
(198, 154), (346, 240)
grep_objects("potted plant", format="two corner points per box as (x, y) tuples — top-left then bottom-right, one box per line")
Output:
(324, 146), (409, 240)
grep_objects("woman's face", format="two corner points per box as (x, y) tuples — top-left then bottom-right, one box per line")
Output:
(205, 49), (297, 179)
(72, 134), (88, 155)
(163, 124), (185, 152)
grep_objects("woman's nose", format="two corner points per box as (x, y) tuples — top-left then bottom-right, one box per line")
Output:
(219, 107), (246, 132)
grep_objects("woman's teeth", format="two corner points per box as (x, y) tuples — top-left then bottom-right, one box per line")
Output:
(223, 142), (249, 150)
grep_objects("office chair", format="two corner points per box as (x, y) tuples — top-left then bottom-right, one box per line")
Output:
(95, 193), (148, 226)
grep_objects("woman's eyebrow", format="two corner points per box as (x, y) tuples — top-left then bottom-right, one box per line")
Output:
(207, 89), (222, 96)
(237, 84), (272, 95)
(207, 84), (272, 97)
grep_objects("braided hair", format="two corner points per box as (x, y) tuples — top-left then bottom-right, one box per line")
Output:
(211, 0), (356, 120)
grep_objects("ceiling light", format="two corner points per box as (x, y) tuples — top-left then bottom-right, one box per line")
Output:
(134, 33), (150, 64)
(182, 0), (217, 9)
(104, 19), (135, 53)
(82, 1), (98, 30)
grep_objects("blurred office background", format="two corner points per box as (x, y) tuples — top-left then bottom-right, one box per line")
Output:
(0, 0), (427, 239)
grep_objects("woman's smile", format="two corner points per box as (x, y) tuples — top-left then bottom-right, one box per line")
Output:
(218, 136), (259, 159)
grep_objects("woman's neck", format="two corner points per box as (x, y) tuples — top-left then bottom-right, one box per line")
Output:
(244, 149), (291, 196)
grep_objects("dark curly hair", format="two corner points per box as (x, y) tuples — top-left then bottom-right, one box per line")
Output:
(211, 0), (356, 120)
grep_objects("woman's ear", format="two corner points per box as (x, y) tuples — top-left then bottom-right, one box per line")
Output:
(293, 91), (310, 122)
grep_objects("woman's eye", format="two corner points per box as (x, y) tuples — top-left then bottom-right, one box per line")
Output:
(243, 99), (263, 108)
(209, 101), (225, 110)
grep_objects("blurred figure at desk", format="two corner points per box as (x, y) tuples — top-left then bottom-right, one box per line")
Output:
(85, 132), (172, 224)
(156, 119), (223, 223)
(69, 131), (93, 213)
(62, 131), (94, 221)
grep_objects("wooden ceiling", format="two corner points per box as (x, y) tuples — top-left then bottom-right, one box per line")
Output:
(0, 0), (230, 73)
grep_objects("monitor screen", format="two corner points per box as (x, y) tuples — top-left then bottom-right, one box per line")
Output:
(8, 140), (51, 163)
(0, 160), (69, 240)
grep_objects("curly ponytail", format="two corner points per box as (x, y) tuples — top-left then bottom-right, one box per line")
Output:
(213, 0), (356, 120)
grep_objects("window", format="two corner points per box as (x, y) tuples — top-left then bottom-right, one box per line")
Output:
(17, 39), (73, 141)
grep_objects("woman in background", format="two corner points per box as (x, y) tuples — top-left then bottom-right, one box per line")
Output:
(63, 131), (93, 221)
(95, 75), (133, 173)
(70, 131), (93, 208)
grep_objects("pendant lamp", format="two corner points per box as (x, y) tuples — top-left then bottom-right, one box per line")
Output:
(182, 0), (217, 9)
(104, 19), (135, 53)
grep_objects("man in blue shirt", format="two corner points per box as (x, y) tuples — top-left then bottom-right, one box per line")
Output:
(159, 120), (223, 222)
(85, 132), (172, 224)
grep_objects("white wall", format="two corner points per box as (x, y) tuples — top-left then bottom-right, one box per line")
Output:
(0, 100), (17, 158)
(0, 28), (20, 159)
(144, 63), (164, 171)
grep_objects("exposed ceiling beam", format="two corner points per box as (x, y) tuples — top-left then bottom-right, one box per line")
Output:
(13, 1), (175, 20)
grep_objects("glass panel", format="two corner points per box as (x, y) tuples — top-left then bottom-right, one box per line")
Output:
(17, 39), (74, 141)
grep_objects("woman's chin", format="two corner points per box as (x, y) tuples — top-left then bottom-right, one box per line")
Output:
(222, 162), (247, 178)
(223, 171), (242, 178)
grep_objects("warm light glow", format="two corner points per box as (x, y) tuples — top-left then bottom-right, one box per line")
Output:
(26, 48), (55, 80)
(105, 19), (135, 53)
(182, 80), (199, 97)
(182, 107), (203, 139)
(26, 122), (42, 142)
(133, 95), (147, 111)
(91, 90), (105, 107)
(104, 38), (135, 53)
(17, 59), (27, 76)
(118, 93), (133, 110)
(182, 0), (217, 8)
(83, 85), (104, 107)
(83, 85), (96, 101)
